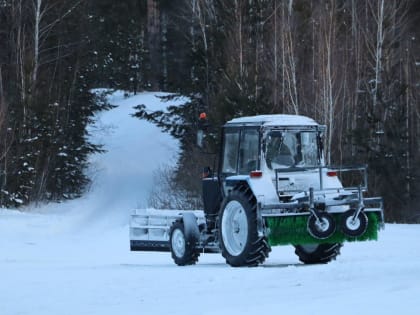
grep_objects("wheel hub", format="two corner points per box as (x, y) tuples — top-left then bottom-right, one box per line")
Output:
(171, 228), (186, 258)
(222, 200), (248, 256)
(346, 216), (361, 230)
(315, 217), (330, 232)
(233, 220), (241, 233)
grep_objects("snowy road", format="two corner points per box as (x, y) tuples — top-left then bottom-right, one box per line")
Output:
(1, 212), (419, 315)
(1, 92), (419, 315)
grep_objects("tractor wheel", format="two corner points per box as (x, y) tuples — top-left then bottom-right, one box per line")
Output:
(341, 209), (368, 237)
(169, 220), (200, 266)
(294, 243), (342, 264)
(218, 185), (271, 267)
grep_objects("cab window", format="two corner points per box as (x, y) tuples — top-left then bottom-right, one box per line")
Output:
(265, 131), (320, 169)
(238, 129), (259, 174)
(222, 131), (240, 173)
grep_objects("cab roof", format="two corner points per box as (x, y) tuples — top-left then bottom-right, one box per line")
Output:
(225, 114), (320, 127)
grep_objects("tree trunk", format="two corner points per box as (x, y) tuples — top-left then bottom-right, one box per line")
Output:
(147, 0), (161, 90)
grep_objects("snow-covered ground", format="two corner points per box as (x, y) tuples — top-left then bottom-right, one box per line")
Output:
(1, 92), (419, 315)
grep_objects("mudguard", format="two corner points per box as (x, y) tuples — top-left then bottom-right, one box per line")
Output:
(225, 174), (279, 205)
(182, 212), (200, 242)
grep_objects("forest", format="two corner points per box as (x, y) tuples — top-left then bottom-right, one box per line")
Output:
(0, 0), (419, 222)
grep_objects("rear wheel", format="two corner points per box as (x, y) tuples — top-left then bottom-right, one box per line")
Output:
(169, 220), (200, 266)
(294, 243), (342, 264)
(219, 185), (271, 267)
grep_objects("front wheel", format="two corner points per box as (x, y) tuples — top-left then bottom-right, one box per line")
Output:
(218, 185), (270, 267)
(294, 243), (342, 264)
(169, 220), (200, 266)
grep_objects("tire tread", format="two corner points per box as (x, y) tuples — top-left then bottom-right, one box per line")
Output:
(294, 243), (342, 264)
(219, 185), (271, 267)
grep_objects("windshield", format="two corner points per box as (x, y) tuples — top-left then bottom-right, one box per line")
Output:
(264, 131), (320, 169)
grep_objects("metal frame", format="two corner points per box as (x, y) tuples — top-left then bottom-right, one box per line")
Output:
(275, 165), (369, 193)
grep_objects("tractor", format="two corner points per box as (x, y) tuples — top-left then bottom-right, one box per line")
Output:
(130, 114), (384, 266)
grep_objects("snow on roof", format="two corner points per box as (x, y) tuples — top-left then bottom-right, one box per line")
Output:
(226, 114), (320, 127)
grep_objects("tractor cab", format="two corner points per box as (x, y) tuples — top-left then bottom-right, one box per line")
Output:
(220, 123), (325, 173)
(216, 114), (342, 202)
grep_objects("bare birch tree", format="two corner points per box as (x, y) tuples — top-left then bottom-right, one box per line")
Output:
(188, 0), (217, 108)
(280, 2), (299, 114)
(312, 0), (343, 164)
(30, 0), (83, 92)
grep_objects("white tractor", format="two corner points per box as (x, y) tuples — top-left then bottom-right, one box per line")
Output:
(130, 114), (384, 266)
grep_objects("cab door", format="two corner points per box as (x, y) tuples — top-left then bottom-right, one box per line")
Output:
(219, 128), (260, 195)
